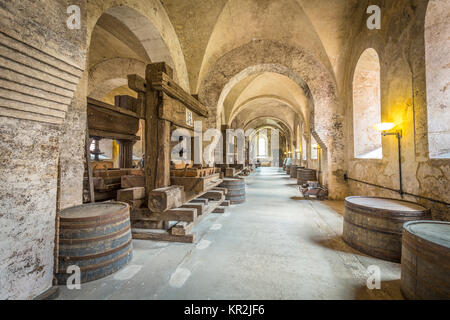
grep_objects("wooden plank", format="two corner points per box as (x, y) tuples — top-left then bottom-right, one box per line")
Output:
(89, 129), (140, 141)
(124, 199), (145, 209)
(131, 207), (197, 222)
(220, 200), (231, 207)
(132, 228), (194, 243)
(213, 187), (228, 195)
(115, 95), (138, 112)
(189, 198), (209, 205)
(181, 203), (205, 216)
(148, 185), (185, 212)
(150, 72), (208, 117)
(159, 93), (204, 130)
(171, 222), (195, 236)
(132, 220), (164, 229)
(85, 132), (95, 204)
(156, 119), (171, 188)
(170, 173), (220, 194)
(87, 97), (139, 119)
(213, 207), (226, 214)
(117, 187), (145, 201)
(121, 175), (145, 189)
(202, 190), (224, 201)
(170, 196), (225, 236)
(128, 74), (146, 93)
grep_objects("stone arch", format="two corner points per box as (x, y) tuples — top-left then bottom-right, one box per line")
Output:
(198, 40), (345, 198)
(88, 58), (146, 99)
(87, 1), (190, 92)
(229, 95), (306, 127)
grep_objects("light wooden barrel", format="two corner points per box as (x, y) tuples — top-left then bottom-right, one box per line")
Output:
(220, 178), (246, 204)
(56, 202), (133, 284)
(401, 221), (450, 300)
(297, 168), (317, 185)
(343, 197), (431, 262)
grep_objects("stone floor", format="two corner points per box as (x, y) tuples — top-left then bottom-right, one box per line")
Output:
(58, 167), (403, 300)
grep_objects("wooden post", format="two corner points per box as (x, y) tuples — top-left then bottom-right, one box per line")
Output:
(145, 62), (173, 195)
(119, 140), (135, 169)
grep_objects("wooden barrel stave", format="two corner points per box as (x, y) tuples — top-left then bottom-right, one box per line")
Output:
(56, 202), (133, 284)
(59, 228), (131, 257)
(401, 221), (450, 299)
(59, 217), (130, 240)
(342, 196), (431, 262)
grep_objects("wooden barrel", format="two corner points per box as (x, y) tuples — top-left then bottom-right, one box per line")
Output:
(297, 168), (317, 185)
(401, 221), (450, 299)
(220, 178), (246, 204)
(56, 202), (133, 284)
(342, 197), (431, 262)
(290, 165), (298, 178)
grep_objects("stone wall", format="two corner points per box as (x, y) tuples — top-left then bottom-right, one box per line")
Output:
(0, 0), (87, 299)
(339, 0), (450, 221)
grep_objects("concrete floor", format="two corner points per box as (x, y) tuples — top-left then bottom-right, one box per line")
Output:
(58, 167), (403, 300)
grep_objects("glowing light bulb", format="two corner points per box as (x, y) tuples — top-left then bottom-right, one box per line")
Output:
(373, 122), (396, 132)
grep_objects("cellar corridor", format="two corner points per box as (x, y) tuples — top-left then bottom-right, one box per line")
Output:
(58, 168), (402, 300)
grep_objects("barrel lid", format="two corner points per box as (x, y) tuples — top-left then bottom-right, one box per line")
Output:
(404, 221), (450, 248)
(59, 202), (129, 221)
(345, 196), (428, 212)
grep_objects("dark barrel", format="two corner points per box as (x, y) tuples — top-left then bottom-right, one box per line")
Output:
(297, 168), (317, 185)
(286, 164), (291, 175)
(342, 197), (431, 262)
(56, 202), (133, 284)
(220, 178), (246, 204)
(401, 221), (450, 300)
(290, 165), (298, 178)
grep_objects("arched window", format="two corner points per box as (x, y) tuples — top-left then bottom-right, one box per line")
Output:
(353, 48), (382, 159)
(258, 134), (267, 157)
(425, 0), (450, 158)
(302, 135), (307, 160)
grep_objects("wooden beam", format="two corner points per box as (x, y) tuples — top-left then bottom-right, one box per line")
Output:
(85, 130), (95, 203)
(127, 74), (146, 93)
(131, 207), (197, 222)
(203, 190), (224, 201)
(148, 186), (185, 212)
(88, 129), (140, 141)
(132, 228), (194, 243)
(213, 207), (226, 214)
(117, 187), (146, 201)
(159, 93), (204, 130)
(181, 203), (205, 216)
(121, 175), (145, 189)
(150, 71), (208, 117)
(87, 97), (139, 119)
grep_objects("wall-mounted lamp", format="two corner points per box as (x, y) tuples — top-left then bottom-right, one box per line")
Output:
(373, 122), (403, 195)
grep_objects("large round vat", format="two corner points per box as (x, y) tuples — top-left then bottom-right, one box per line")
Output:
(220, 178), (246, 204)
(56, 202), (133, 284)
(297, 168), (317, 185)
(343, 197), (431, 262)
(401, 221), (450, 300)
